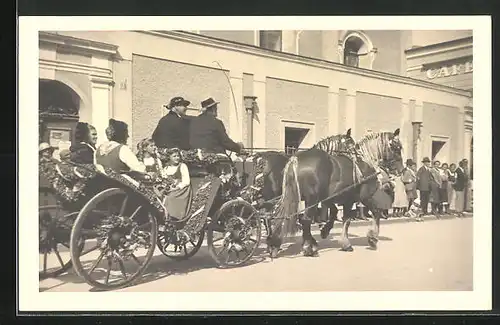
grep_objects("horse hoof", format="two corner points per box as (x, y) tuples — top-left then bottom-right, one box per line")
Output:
(269, 248), (280, 259)
(368, 238), (378, 249)
(320, 228), (330, 239)
(340, 246), (353, 252)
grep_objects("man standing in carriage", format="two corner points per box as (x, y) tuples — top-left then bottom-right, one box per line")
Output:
(189, 97), (244, 155)
(152, 96), (192, 151)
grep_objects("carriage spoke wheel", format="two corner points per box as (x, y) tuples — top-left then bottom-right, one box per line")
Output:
(70, 188), (157, 291)
(157, 227), (205, 260)
(39, 205), (82, 279)
(207, 199), (261, 268)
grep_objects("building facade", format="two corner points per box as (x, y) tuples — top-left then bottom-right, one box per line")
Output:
(38, 30), (472, 166)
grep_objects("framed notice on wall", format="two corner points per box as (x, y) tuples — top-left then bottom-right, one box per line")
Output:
(48, 128), (71, 148)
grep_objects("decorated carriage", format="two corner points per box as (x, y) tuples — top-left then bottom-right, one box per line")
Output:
(39, 148), (270, 290)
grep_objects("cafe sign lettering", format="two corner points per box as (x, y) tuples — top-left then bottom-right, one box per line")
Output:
(426, 61), (473, 79)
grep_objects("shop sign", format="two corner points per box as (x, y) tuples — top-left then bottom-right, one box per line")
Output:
(426, 61), (473, 79)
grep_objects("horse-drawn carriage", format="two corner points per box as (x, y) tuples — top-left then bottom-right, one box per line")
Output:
(39, 128), (404, 291)
(39, 149), (271, 290)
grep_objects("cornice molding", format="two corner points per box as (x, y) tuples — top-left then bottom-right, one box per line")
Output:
(139, 31), (471, 98)
(39, 58), (113, 80)
(39, 31), (120, 58)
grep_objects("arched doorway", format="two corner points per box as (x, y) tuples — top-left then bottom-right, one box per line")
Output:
(39, 79), (80, 151)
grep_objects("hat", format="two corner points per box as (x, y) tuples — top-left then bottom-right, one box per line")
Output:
(109, 119), (128, 132)
(165, 97), (190, 110)
(39, 142), (53, 153)
(200, 97), (220, 112)
(406, 158), (415, 166)
(422, 157), (431, 163)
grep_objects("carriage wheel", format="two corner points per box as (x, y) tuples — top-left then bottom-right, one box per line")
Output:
(70, 188), (158, 291)
(157, 226), (205, 261)
(39, 206), (80, 279)
(207, 199), (261, 268)
(39, 187), (83, 279)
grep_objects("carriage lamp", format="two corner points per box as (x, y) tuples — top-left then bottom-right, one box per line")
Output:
(243, 96), (257, 113)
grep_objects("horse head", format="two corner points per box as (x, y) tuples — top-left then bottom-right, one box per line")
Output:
(356, 128), (404, 175)
(341, 128), (357, 155)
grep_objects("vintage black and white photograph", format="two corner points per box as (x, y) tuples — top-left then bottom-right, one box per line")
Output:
(18, 16), (491, 312)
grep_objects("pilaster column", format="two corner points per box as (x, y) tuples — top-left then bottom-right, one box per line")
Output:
(252, 74), (267, 148)
(228, 70), (244, 142)
(345, 90), (357, 138)
(328, 87), (339, 135)
(400, 98), (412, 160)
(281, 30), (297, 54)
(464, 106), (473, 163)
(456, 105), (466, 164)
(90, 55), (114, 147)
(90, 76), (114, 147)
(412, 100), (424, 161)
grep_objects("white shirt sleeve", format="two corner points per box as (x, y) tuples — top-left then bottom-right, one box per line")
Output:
(119, 145), (146, 173)
(177, 163), (191, 189)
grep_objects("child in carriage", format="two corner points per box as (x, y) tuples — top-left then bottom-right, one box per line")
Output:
(136, 138), (163, 177)
(39, 143), (92, 201)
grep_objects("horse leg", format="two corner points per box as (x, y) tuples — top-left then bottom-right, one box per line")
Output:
(364, 203), (381, 250)
(339, 202), (354, 252)
(266, 221), (284, 259)
(300, 217), (318, 257)
(320, 204), (337, 239)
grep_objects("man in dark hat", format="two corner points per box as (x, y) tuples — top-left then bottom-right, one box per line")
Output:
(416, 157), (433, 220)
(152, 96), (191, 150)
(189, 97), (243, 154)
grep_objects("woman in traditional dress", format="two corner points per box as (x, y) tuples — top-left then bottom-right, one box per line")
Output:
(95, 119), (146, 173)
(439, 163), (450, 214)
(391, 172), (408, 217)
(161, 148), (193, 220)
(69, 122), (98, 164)
(136, 138), (163, 176)
(447, 163), (457, 212)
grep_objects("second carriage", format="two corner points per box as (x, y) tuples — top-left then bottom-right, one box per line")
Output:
(40, 149), (273, 290)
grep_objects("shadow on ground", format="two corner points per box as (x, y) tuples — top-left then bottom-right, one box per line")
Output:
(39, 230), (394, 292)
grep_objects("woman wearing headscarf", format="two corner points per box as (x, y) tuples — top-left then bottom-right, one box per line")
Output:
(95, 119), (146, 173)
(69, 122), (98, 164)
(161, 148), (192, 220)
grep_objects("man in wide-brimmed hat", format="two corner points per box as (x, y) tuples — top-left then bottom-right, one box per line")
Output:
(152, 96), (191, 150)
(416, 156), (433, 220)
(189, 97), (243, 154)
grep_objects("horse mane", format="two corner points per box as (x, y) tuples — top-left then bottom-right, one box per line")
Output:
(356, 132), (393, 169)
(312, 134), (346, 155)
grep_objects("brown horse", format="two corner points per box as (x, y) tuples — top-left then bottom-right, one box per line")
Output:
(267, 129), (404, 258)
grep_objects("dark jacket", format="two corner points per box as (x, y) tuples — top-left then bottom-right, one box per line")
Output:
(453, 167), (467, 191)
(416, 166), (433, 191)
(152, 111), (191, 150)
(189, 112), (241, 154)
(69, 143), (95, 164)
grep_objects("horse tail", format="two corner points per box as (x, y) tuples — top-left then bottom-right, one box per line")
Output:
(274, 155), (301, 238)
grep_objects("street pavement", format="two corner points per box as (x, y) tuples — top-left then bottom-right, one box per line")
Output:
(39, 215), (473, 292)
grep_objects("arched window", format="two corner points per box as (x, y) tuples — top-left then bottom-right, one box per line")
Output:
(338, 31), (377, 69)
